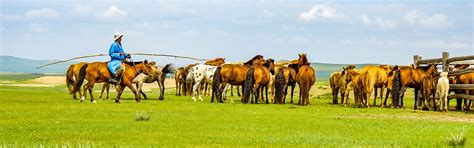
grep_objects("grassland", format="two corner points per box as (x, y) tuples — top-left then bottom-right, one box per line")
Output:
(0, 75), (473, 147)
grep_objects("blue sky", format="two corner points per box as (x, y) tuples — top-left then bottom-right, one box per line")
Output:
(1, 0), (472, 65)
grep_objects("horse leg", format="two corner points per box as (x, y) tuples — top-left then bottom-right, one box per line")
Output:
(126, 83), (140, 103)
(380, 86), (385, 107)
(191, 80), (201, 101)
(158, 80), (164, 100)
(414, 88), (420, 110)
(399, 87), (407, 108)
(265, 86), (269, 104)
(218, 83), (227, 103)
(290, 83), (295, 104)
(384, 88), (390, 107)
(88, 81), (96, 103)
(115, 85), (126, 103)
(230, 85), (234, 97)
(80, 82), (88, 102)
(373, 87), (377, 106)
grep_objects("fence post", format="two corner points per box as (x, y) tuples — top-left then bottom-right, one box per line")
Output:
(413, 55), (420, 68)
(442, 52), (449, 72)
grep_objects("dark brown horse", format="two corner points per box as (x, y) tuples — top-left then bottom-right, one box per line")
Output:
(391, 64), (438, 109)
(421, 75), (438, 110)
(274, 63), (298, 104)
(211, 55), (265, 103)
(242, 59), (275, 104)
(295, 54), (316, 106)
(70, 61), (154, 103)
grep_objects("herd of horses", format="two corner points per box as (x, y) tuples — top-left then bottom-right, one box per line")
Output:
(66, 54), (315, 106)
(65, 54), (472, 110)
(330, 63), (473, 111)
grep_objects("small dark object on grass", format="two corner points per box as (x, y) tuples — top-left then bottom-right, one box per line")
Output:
(135, 111), (151, 121)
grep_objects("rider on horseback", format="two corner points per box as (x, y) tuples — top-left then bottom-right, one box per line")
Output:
(108, 32), (130, 84)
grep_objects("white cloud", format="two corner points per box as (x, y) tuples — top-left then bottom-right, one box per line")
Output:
(299, 4), (343, 21)
(419, 13), (452, 28)
(361, 15), (396, 30)
(361, 14), (370, 25)
(1, 14), (23, 22)
(102, 5), (127, 17)
(28, 24), (48, 33)
(404, 10), (452, 28)
(71, 4), (93, 16)
(25, 8), (59, 19)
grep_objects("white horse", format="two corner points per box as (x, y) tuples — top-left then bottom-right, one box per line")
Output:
(186, 64), (218, 101)
(436, 72), (450, 112)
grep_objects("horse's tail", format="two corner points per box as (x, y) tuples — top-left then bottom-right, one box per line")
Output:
(242, 67), (255, 103)
(391, 70), (401, 107)
(66, 64), (75, 93)
(70, 63), (88, 94)
(160, 63), (174, 82)
(211, 67), (222, 102)
(274, 69), (285, 104)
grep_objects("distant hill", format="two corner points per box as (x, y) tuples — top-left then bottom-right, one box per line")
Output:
(0, 56), (377, 79)
(0, 56), (76, 74)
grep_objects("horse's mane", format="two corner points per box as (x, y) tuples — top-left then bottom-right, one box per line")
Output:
(124, 61), (146, 66)
(244, 55), (263, 65)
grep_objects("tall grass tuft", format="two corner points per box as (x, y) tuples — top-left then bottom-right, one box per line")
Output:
(135, 111), (151, 121)
(446, 128), (466, 147)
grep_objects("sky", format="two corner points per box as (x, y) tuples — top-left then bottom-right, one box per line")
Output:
(0, 0), (473, 66)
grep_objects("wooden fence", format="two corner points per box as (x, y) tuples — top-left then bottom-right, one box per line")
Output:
(413, 52), (474, 101)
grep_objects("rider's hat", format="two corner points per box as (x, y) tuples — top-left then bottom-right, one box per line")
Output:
(114, 32), (123, 41)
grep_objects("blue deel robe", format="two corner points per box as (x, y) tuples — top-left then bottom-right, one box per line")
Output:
(107, 42), (129, 75)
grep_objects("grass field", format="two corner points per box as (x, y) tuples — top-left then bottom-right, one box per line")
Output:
(0, 75), (473, 146)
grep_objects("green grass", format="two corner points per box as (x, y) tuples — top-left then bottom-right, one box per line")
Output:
(0, 80), (473, 146)
(0, 74), (43, 83)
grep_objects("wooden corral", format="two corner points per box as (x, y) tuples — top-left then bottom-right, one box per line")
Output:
(413, 52), (474, 101)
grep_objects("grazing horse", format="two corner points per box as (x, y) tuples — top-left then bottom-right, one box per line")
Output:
(242, 59), (275, 104)
(211, 55), (265, 103)
(391, 64), (438, 109)
(186, 64), (218, 101)
(71, 61), (154, 103)
(67, 62), (111, 100)
(133, 63), (174, 100)
(295, 54), (316, 106)
(421, 75), (438, 111)
(175, 67), (185, 96)
(437, 72), (450, 112)
(274, 63), (298, 104)
(358, 65), (389, 108)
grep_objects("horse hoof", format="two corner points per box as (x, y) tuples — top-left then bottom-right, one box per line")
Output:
(92, 100), (97, 103)
(115, 100), (120, 103)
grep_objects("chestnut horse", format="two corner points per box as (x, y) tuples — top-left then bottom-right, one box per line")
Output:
(358, 65), (389, 108)
(175, 67), (185, 96)
(71, 60), (154, 103)
(211, 55), (265, 103)
(343, 70), (366, 107)
(242, 59), (275, 104)
(274, 63), (298, 104)
(66, 62), (110, 100)
(391, 64), (438, 109)
(330, 65), (356, 104)
(295, 54), (315, 106)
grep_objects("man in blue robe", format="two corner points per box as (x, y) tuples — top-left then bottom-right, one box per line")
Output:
(108, 33), (130, 84)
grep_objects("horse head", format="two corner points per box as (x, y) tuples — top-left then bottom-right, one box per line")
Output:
(298, 53), (309, 66)
(264, 58), (276, 75)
